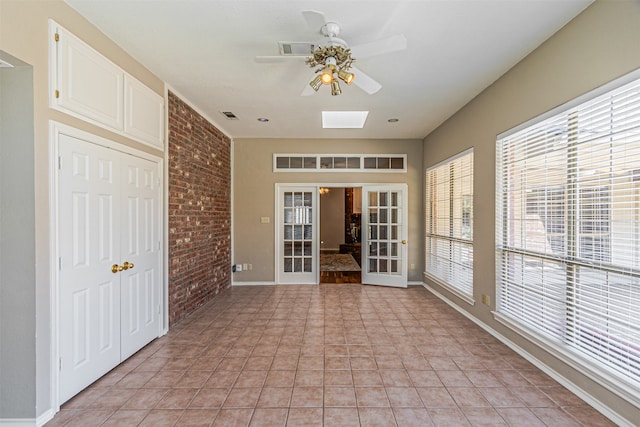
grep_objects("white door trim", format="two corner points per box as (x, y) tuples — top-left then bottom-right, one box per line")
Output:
(274, 182), (410, 286)
(48, 121), (165, 411)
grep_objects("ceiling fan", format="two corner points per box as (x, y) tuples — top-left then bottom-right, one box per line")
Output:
(255, 10), (407, 96)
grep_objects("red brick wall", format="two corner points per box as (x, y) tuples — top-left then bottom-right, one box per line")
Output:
(168, 91), (231, 326)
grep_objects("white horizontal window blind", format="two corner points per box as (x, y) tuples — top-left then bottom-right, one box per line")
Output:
(497, 76), (640, 388)
(425, 149), (474, 297)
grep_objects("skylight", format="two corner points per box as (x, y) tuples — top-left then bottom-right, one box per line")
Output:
(322, 111), (369, 129)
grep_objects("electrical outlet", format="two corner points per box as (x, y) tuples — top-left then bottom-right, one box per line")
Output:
(482, 294), (490, 306)
(410, 263), (415, 270)
(248, 264), (253, 270)
(242, 263), (248, 270)
(260, 216), (270, 224)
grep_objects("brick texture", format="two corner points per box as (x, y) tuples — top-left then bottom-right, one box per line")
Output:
(168, 91), (231, 326)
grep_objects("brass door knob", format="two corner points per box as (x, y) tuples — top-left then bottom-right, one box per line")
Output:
(122, 261), (134, 270)
(111, 264), (123, 273)
(402, 240), (407, 244)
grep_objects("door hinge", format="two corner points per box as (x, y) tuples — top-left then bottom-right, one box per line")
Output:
(157, 305), (161, 315)
(58, 156), (61, 170)
(54, 32), (59, 42)
(158, 241), (160, 250)
(58, 257), (62, 270)
(59, 358), (62, 371)
(55, 89), (60, 99)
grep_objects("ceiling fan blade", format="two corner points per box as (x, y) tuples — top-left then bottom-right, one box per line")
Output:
(351, 66), (382, 94)
(302, 10), (327, 33)
(255, 56), (308, 63)
(350, 34), (407, 59)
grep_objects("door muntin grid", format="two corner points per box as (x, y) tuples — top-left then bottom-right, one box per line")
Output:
(283, 191), (313, 273)
(367, 190), (402, 274)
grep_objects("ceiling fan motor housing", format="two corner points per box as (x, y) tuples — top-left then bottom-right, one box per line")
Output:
(321, 22), (340, 37)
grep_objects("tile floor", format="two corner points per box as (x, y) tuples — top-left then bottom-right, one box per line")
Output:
(46, 284), (615, 426)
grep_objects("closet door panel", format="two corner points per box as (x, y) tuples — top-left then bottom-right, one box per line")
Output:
(120, 156), (161, 359)
(58, 134), (122, 403)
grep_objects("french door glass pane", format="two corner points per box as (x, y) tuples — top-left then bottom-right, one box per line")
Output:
(369, 208), (378, 224)
(380, 208), (388, 223)
(380, 226), (388, 240)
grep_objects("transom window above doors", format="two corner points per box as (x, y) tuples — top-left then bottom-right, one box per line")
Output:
(273, 154), (407, 172)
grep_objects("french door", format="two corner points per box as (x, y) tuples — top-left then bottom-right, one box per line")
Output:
(57, 133), (161, 402)
(276, 185), (318, 284)
(361, 185), (408, 287)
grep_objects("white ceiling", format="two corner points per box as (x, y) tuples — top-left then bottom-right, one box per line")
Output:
(65, 0), (593, 140)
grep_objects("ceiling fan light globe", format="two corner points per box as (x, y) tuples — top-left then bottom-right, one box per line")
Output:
(338, 69), (355, 85)
(331, 80), (342, 96)
(321, 66), (334, 85)
(310, 75), (323, 91)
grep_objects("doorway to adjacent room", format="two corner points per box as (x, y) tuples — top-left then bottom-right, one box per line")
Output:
(320, 187), (362, 283)
(275, 183), (408, 287)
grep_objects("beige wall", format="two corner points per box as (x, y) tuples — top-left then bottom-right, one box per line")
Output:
(422, 0), (640, 423)
(233, 138), (423, 283)
(0, 0), (164, 419)
(0, 53), (36, 420)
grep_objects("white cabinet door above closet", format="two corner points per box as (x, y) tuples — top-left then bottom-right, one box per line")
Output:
(50, 20), (165, 149)
(124, 76), (164, 149)
(53, 25), (124, 131)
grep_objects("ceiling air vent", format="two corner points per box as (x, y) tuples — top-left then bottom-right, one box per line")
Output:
(278, 42), (316, 56)
(221, 111), (239, 120)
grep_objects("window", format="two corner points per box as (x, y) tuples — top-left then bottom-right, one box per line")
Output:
(497, 75), (640, 393)
(274, 154), (406, 172)
(425, 149), (474, 300)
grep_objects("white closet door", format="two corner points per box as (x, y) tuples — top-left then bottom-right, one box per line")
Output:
(58, 132), (162, 403)
(58, 134), (122, 403)
(120, 155), (161, 359)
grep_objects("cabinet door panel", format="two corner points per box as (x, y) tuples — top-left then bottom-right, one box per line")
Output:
(55, 25), (124, 131)
(124, 75), (164, 149)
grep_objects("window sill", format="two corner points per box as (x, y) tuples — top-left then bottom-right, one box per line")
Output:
(493, 311), (640, 410)
(423, 272), (475, 306)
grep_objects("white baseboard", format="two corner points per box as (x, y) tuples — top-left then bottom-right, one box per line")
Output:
(421, 283), (634, 427)
(0, 418), (36, 427)
(36, 409), (55, 427)
(1, 410), (54, 427)
(233, 281), (423, 287)
(232, 281), (276, 286)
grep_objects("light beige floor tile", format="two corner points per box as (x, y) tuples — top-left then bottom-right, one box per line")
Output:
(45, 285), (608, 427)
